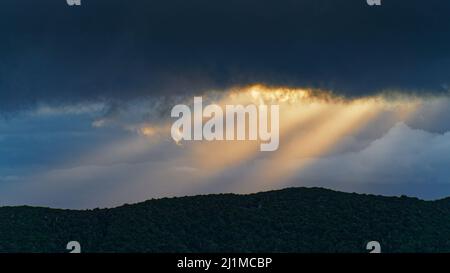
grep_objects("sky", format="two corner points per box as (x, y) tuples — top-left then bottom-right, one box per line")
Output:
(2, 0), (450, 208)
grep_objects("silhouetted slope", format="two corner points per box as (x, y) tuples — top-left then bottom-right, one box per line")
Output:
(1, 187), (450, 253)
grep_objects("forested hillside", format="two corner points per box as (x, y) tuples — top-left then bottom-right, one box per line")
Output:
(1, 187), (450, 253)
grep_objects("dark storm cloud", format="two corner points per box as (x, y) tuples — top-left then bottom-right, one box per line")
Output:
(1, 0), (450, 112)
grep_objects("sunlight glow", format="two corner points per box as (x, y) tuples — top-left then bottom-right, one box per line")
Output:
(131, 84), (421, 191)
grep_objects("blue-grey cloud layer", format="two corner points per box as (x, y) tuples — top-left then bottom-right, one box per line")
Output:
(2, 97), (450, 208)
